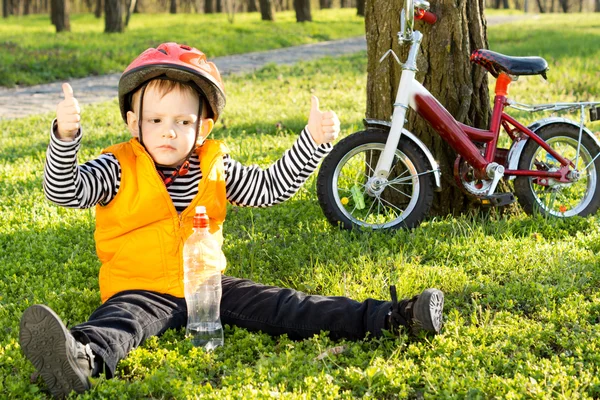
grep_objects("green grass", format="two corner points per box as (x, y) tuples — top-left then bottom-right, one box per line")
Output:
(2, 12), (600, 399)
(0, 9), (365, 87)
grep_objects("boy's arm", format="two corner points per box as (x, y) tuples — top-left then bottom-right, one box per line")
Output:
(225, 127), (332, 207)
(43, 121), (121, 209)
(225, 96), (339, 207)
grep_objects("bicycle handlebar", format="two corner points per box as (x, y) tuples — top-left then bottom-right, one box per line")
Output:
(415, 9), (437, 24)
(401, 0), (436, 42)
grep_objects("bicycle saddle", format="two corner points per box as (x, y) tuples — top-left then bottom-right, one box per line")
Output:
(470, 49), (548, 80)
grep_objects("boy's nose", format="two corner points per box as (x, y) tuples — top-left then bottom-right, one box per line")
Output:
(162, 129), (176, 139)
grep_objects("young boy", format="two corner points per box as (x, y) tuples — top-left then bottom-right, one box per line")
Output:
(20, 43), (445, 398)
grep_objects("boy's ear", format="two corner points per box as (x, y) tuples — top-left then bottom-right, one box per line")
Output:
(126, 111), (140, 138)
(200, 118), (214, 139)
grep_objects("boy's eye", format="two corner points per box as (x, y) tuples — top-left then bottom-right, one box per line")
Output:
(149, 118), (161, 124)
(179, 120), (191, 125)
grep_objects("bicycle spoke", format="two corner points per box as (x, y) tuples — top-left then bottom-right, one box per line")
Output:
(385, 182), (413, 199)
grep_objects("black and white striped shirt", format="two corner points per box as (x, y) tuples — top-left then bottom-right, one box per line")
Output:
(43, 125), (332, 212)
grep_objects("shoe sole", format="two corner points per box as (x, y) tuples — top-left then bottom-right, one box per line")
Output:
(19, 305), (91, 399)
(412, 289), (444, 334)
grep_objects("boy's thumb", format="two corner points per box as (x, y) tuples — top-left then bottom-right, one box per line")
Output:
(311, 95), (320, 113)
(62, 83), (74, 99)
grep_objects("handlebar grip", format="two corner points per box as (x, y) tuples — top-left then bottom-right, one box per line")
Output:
(415, 9), (437, 24)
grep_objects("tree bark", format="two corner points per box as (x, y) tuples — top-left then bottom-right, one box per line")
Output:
(125, 0), (136, 26)
(50, 0), (70, 32)
(170, 0), (177, 12)
(104, 0), (124, 32)
(205, 0), (215, 12)
(24, 0), (32, 15)
(258, 0), (275, 20)
(247, 0), (258, 12)
(366, 0), (491, 216)
(596, 0), (600, 11)
(95, 0), (103, 17)
(319, 0), (332, 8)
(356, 0), (365, 16)
(293, 0), (311, 21)
(3, 0), (10, 17)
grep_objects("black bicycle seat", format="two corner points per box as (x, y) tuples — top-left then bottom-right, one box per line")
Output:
(470, 49), (548, 79)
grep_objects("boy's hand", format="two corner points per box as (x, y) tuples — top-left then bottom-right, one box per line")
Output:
(56, 83), (81, 141)
(307, 96), (340, 145)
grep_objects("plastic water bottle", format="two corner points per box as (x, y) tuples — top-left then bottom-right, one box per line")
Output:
(183, 206), (226, 350)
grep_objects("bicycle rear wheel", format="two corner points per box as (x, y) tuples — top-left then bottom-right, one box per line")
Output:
(317, 129), (434, 230)
(514, 123), (600, 218)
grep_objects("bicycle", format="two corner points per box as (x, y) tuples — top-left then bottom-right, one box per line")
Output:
(316, 0), (600, 230)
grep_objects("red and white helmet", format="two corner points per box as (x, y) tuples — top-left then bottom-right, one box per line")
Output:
(118, 42), (226, 122)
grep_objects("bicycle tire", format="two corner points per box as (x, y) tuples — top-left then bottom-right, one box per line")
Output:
(316, 129), (435, 230)
(514, 123), (600, 218)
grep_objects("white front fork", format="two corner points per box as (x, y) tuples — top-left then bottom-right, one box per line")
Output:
(374, 69), (416, 178)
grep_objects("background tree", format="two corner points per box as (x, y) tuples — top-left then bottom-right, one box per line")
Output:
(258, 0), (275, 20)
(319, 0), (332, 8)
(293, 0), (311, 21)
(356, 0), (364, 16)
(50, 0), (70, 32)
(365, 0), (491, 216)
(170, 0), (177, 12)
(95, 0), (103, 17)
(3, 0), (10, 18)
(125, 0), (137, 26)
(105, 0), (124, 32)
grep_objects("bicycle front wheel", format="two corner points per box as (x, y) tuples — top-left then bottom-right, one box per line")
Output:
(316, 129), (434, 230)
(514, 123), (600, 218)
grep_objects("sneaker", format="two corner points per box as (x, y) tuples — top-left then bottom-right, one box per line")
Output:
(19, 305), (94, 399)
(387, 286), (444, 335)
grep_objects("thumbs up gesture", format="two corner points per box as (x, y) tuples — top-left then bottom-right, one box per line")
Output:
(307, 96), (340, 145)
(56, 83), (81, 141)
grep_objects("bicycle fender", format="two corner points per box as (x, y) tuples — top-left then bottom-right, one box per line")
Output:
(363, 118), (442, 191)
(506, 117), (600, 179)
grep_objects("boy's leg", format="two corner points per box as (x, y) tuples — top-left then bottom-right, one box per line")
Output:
(20, 290), (187, 398)
(220, 276), (444, 341)
(69, 290), (187, 378)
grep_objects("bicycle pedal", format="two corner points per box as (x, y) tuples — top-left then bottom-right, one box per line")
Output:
(479, 193), (516, 207)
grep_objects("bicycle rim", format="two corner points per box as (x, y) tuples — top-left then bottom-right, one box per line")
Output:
(527, 136), (597, 217)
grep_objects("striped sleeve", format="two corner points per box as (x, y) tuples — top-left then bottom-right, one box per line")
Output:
(43, 122), (121, 209)
(225, 127), (332, 207)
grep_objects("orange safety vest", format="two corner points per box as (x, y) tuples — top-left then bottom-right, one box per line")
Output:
(94, 138), (228, 303)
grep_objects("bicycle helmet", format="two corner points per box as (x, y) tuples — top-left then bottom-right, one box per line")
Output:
(118, 42), (226, 122)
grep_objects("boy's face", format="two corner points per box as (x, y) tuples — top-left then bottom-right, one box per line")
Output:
(126, 85), (214, 167)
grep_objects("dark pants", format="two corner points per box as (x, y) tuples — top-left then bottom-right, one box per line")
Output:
(71, 275), (391, 378)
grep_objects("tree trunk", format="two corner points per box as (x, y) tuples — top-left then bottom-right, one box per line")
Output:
(205, 0), (215, 12)
(170, 0), (177, 12)
(105, 0), (124, 32)
(535, 0), (545, 13)
(502, 0), (509, 7)
(247, 0), (258, 12)
(24, 0), (32, 15)
(366, 0), (491, 216)
(124, 0), (136, 26)
(596, 0), (600, 11)
(258, 0), (275, 20)
(319, 0), (331, 8)
(95, 0), (103, 17)
(50, 0), (70, 32)
(356, 0), (364, 16)
(558, 0), (568, 12)
(3, 0), (10, 17)
(293, 0), (311, 21)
